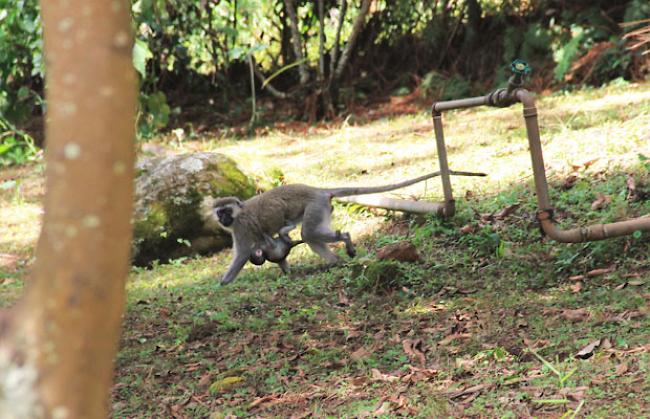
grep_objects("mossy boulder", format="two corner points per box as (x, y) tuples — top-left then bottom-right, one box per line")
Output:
(132, 152), (256, 266)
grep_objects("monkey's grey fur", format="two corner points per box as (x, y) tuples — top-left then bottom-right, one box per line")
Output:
(214, 169), (485, 284)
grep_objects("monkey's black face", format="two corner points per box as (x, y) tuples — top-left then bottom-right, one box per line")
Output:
(215, 207), (234, 227)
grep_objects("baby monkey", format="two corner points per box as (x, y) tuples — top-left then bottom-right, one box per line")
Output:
(249, 223), (303, 274)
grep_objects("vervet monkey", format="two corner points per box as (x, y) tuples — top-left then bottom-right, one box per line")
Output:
(214, 169), (485, 284)
(249, 224), (304, 273)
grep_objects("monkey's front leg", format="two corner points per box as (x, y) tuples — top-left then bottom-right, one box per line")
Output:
(220, 240), (252, 285)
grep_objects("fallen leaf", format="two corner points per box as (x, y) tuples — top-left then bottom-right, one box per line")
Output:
(209, 376), (244, 394)
(495, 203), (520, 220)
(197, 373), (212, 388)
(628, 280), (646, 286)
(439, 333), (471, 346)
(402, 338), (426, 366)
(249, 395), (278, 409)
(373, 401), (391, 415)
(460, 224), (475, 234)
(455, 357), (476, 370)
(614, 363), (628, 376)
(448, 383), (493, 399)
(376, 241), (420, 262)
(575, 339), (601, 359)
(561, 308), (589, 322)
(371, 368), (399, 382)
(562, 174), (579, 190)
(350, 346), (371, 362)
(587, 266), (615, 277)
(590, 193), (611, 210)
(559, 386), (588, 401)
(569, 275), (585, 281)
(570, 282), (583, 293)
(600, 338), (612, 350)
(350, 376), (367, 387)
(570, 158), (599, 171)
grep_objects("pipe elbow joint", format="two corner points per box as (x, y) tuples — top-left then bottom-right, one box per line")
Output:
(515, 88), (536, 108)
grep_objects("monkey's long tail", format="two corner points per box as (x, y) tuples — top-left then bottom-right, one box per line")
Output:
(326, 170), (485, 198)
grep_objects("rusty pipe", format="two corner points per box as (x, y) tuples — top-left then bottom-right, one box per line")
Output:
(538, 211), (650, 242)
(432, 111), (455, 216)
(515, 89), (552, 210)
(432, 95), (490, 113)
(431, 86), (650, 243)
(337, 195), (449, 215)
(517, 88), (650, 242)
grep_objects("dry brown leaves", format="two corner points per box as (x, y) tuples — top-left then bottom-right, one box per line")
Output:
(376, 241), (420, 262)
(401, 338), (426, 366)
(591, 192), (612, 210)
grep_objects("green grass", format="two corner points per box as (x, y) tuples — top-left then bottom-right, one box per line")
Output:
(1, 80), (650, 417)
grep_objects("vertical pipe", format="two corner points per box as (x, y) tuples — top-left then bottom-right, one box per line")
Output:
(432, 111), (454, 213)
(517, 91), (552, 210)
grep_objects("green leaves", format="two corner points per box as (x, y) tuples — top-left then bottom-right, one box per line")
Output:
(137, 91), (173, 138)
(132, 38), (153, 78)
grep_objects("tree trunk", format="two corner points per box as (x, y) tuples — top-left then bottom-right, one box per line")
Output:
(333, 0), (372, 81)
(0, 0), (137, 416)
(284, 0), (310, 85)
(317, 0), (335, 117)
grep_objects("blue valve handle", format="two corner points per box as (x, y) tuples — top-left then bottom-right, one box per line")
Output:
(511, 59), (531, 76)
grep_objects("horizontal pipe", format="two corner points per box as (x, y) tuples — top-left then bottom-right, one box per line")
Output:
(337, 196), (450, 215)
(432, 95), (490, 113)
(539, 212), (650, 242)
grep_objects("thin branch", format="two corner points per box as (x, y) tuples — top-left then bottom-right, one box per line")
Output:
(334, 0), (372, 81)
(284, 0), (310, 85)
(248, 54), (257, 126)
(251, 58), (291, 99)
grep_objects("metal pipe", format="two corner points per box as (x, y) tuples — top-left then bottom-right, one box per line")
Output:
(432, 110), (455, 216)
(538, 211), (650, 242)
(515, 89), (552, 210)
(432, 95), (490, 113)
(338, 196), (448, 215)
(431, 84), (650, 243)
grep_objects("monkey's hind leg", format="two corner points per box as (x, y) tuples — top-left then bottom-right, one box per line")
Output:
(301, 199), (355, 263)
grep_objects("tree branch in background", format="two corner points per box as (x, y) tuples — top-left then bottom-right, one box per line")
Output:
(334, 0), (372, 81)
(248, 54), (257, 126)
(284, 0), (310, 85)
(317, 0), (326, 83)
(252, 57), (290, 99)
(0, 0), (137, 416)
(330, 0), (348, 78)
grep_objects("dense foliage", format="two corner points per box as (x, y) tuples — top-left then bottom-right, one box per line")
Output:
(1, 0), (649, 165)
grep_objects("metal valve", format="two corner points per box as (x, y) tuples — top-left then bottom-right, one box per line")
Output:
(508, 59), (531, 92)
(510, 59), (531, 76)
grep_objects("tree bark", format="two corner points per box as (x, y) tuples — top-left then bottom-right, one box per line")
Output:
(0, 0), (137, 417)
(284, 0), (310, 85)
(333, 0), (372, 81)
(329, 0), (348, 78)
